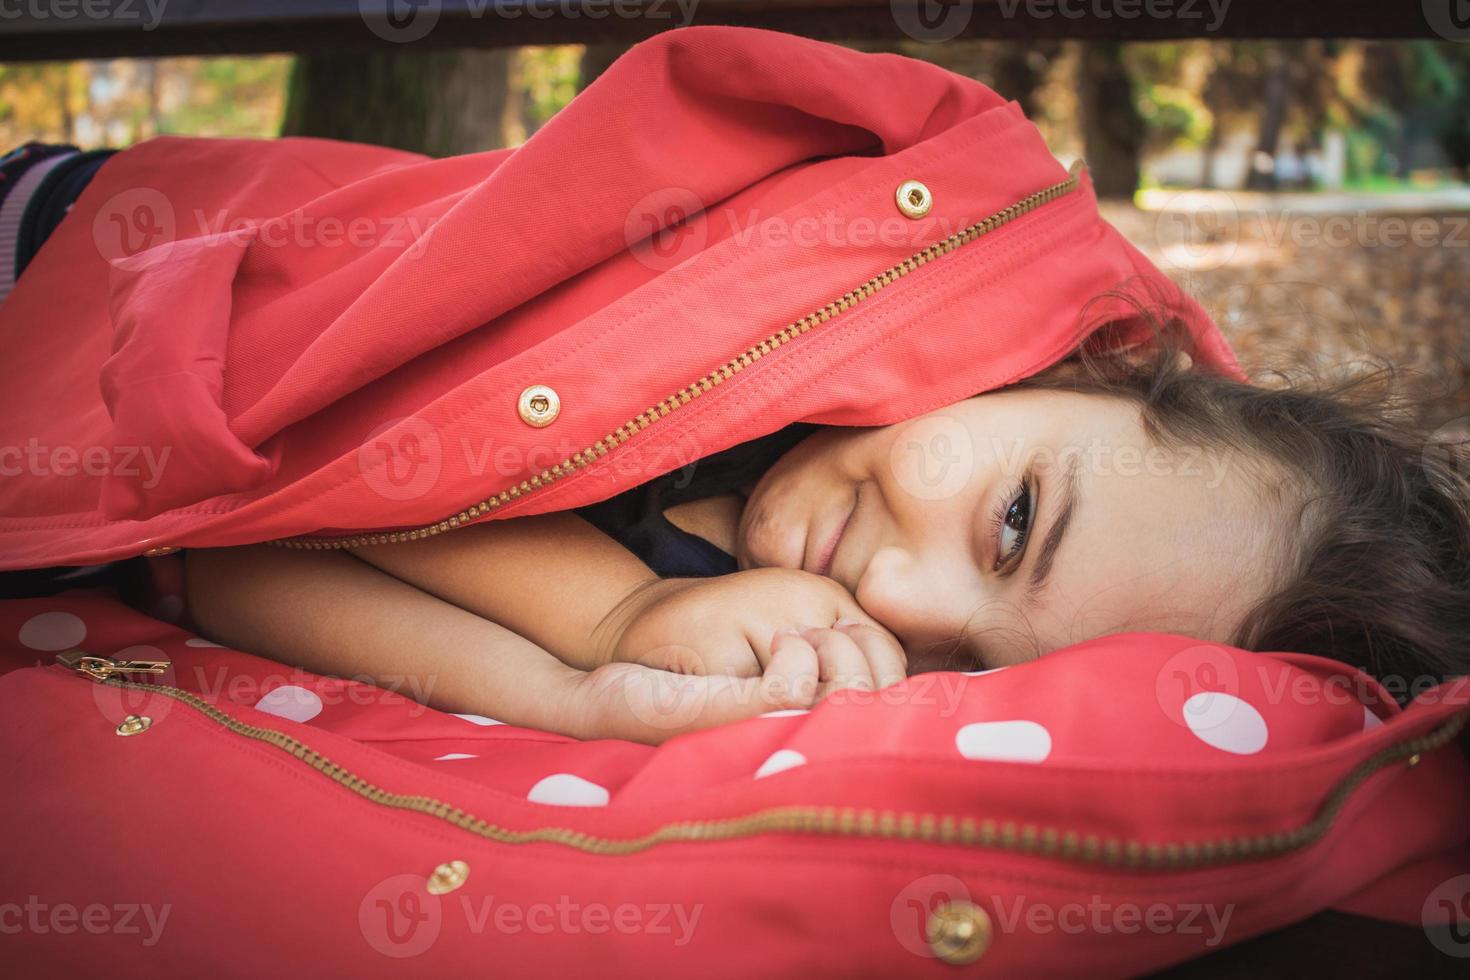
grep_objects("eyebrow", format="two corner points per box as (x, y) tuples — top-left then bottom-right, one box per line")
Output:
(1025, 454), (1081, 606)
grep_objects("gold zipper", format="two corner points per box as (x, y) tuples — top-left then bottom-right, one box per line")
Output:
(56, 649), (170, 681)
(273, 163), (1086, 550)
(67, 655), (1465, 870)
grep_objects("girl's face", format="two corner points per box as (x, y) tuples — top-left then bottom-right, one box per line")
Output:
(737, 388), (1290, 672)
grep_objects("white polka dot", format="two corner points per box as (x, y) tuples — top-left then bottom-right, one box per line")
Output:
(452, 713), (504, 726)
(527, 773), (609, 807)
(434, 753), (478, 761)
(150, 595), (184, 622)
(758, 708), (810, 718)
(755, 749), (807, 779)
(254, 685), (324, 724)
(1363, 705), (1383, 731)
(1182, 692), (1268, 755)
(18, 611), (87, 651)
(955, 720), (1053, 763)
(185, 637), (223, 648)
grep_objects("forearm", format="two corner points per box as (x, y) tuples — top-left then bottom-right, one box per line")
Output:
(348, 513), (659, 670)
(184, 544), (589, 733)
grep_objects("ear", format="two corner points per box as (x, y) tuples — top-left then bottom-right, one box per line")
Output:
(1115, 343), (1194, 374)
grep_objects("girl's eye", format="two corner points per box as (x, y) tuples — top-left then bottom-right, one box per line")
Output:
(996, 482), (1033, 570)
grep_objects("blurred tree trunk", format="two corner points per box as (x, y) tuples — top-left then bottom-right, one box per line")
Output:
(282, 49), (512, 156)
(1199, 62), (1225, 188)
(1077, 42), (1143, 199)
(1246, 46), (1290, 190)
(990, 43), (1058, 117)
(137, 60), (161, 143)
(59, 65), (75, 143)
(578, 43), (631, 92)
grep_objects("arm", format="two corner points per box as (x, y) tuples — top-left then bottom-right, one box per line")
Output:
(183, 544), (824, 742)
(348, 514), (660, 671)
(184, 544), (589, 732)
(349, 513), (909, 686)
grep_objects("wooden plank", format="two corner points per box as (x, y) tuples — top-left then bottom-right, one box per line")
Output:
(0, 0), (1454, 62)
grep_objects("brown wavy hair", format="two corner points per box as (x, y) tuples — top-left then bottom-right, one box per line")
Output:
(1012, 285), (1470, 700)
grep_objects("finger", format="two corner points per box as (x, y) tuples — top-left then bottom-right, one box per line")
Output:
(765, 628), (822, 708)
(801, 626), (874, 693)
(834, 618), (908, 689)
(747, 618), (822, 671)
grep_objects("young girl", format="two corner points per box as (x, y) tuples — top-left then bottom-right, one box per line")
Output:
(184, 303), (1470, 743)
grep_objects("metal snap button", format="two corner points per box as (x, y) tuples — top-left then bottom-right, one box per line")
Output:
(896, 180), (933, 219)
(116, 714), (152, 737)
(426, 859), (470, 895)
(926, 899), (992, 965)
(517, 384), (560, 428)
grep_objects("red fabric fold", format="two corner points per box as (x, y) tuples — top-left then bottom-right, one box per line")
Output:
(100, 228), (278, 518)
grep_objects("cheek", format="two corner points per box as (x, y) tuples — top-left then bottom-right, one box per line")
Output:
(853, 547), (916, 627)
(882, 414), (978, 505)
(737, 496), (802, 570)
(855, 546), (978, 646)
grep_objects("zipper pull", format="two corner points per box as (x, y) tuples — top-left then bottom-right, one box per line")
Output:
(56, 650), (171, 681)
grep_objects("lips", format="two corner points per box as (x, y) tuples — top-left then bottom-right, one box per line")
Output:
(810, 486), (859, 578)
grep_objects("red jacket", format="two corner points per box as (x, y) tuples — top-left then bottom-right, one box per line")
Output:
(0, 28), (1464, 977)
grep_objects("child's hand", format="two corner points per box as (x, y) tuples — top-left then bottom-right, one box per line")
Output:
(599, 568), (907, 690)
(568, 618), (906, 744)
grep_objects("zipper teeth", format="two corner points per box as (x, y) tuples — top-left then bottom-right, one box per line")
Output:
(273, 164), (1085, 551)
(104, 676), (1464, 870)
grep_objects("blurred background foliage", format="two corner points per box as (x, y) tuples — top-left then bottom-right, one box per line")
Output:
(3, 39), (1468, 195)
